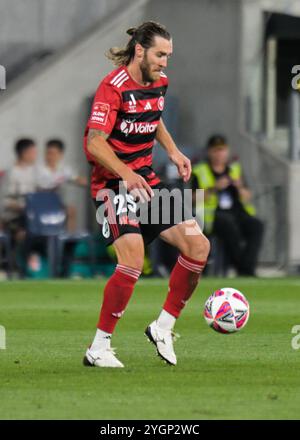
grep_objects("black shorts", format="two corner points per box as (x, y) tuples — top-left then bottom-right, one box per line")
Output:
(93, 182), (194, 246)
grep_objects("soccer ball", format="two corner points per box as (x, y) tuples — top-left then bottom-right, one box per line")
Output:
(204, 287), (250, 333)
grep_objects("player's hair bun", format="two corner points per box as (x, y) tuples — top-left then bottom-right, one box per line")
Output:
(126, 27), (137, 36)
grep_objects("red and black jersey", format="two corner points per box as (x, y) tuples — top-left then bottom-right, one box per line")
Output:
(83, 65), (168, 197)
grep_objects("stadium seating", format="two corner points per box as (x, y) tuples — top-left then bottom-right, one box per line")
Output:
(56, 231), (95, 278)
(24, 191), (94, 278)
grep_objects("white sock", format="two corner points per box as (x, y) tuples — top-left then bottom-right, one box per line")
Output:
(90, 329), (112, 351)
(156, 309), (176, 331)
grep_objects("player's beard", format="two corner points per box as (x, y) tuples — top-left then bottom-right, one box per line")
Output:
(140, 52), (156, 83)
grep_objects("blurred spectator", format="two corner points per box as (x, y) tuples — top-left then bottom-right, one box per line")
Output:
(2, 138), (38, 274)
(2, 138), (38, 231)
(192, 134), (264, 276)
(37, 139), (87, 232)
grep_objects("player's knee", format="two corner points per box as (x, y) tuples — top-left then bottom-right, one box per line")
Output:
(117, 251), (144, 272)
(184, 234), (210, 261)
(114, 236), (145, 271)
(196, 234), (210, 260)
(126, 253), (144, 272)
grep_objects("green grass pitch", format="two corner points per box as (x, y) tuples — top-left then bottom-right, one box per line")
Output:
(0, 278), (300, 420)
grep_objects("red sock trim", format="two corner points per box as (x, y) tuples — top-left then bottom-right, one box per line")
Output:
(180, 253), (207, 266)
(116, 264), (141, 280)
(178, 254), (207, 274)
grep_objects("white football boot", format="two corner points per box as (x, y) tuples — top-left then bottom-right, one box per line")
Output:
(145, 320), (179, 365)
(83, 347), (124, 368)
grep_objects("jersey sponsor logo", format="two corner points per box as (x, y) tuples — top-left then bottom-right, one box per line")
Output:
(91, 102), (110, 125)
(158, 96), (165, 111)
(120, 119), (135, 135)
(120, 119), (157, 136)
(144, 101), (152, 110)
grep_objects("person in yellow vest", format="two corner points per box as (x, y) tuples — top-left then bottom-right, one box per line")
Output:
(192, 134), (264, 276)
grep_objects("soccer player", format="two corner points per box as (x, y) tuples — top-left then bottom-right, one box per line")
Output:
(83, 21), (210, 368)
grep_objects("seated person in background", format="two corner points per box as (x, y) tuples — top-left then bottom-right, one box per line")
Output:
(37, 139), (87, 232)
(2, 138), (38, 273)
(192, 134), (264, 276)
(2, 138), (38, 233)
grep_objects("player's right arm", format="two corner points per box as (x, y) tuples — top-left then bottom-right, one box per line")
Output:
(87, 129), (129, 177)
(87, 130), (153, 201)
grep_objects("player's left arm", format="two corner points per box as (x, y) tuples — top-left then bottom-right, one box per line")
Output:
(155, 118), (191, 183)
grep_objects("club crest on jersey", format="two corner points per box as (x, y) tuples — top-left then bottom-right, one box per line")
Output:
(158, 96), (165, 111)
